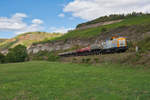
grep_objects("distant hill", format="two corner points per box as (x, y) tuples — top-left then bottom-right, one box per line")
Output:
(0, 39), (8, 43)
(0, 32), (62, 51)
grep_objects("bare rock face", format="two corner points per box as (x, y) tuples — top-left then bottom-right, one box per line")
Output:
(27, 39), (91, 54)
(1, 49), (8, 55)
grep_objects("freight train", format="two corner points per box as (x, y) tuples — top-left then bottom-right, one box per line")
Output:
(58, 36), (128, 57)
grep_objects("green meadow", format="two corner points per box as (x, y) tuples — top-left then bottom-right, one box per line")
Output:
(0, 61), (150, 100)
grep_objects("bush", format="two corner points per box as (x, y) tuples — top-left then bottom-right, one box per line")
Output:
(47, 53), (60, 62)
(82, 58), (85, 63)
(85, 58), (91, 63)
(31, 51), (60, 62)
(127, 41), (135, 52)
(94, 58), (99, 63)
(5, 45), (28, 63)
(101, 27), (107, 32)
(32, 51), (49, 60)
(137, 36), (150, 53)
(72, 58), (77, 63)
(0, 53), (5, 63)
(82, 58), (91, 63)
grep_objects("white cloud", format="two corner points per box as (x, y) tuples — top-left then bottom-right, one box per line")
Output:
(49, 27), (73, 33)
(0, 13), (44, 34)
(58, 13), (65, 18)
(0, 13), (27, 31)
(15, 19), (44, 34)
(12, 13), (27, 19)
(32, 19), (43, 24)
(64, 0), (150, 20)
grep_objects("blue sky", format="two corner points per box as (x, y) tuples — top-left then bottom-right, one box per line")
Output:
(0, 0), (85, 38)
(0, 0), (150, 38)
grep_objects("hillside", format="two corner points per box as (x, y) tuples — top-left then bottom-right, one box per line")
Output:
(32, 14), (150, 47)
(0, 32), (62, 52)
(53, 14), (150, 41)
(76, 12), (145, 29)
(0, 39), (7, 43)
(28, 13), (150, 67)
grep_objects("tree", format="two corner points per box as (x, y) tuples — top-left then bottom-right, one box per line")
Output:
(0, 53), (5, 63)
(6, 45), (28, 63)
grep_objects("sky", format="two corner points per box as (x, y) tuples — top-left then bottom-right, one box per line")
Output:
(0, 0), (150, 38)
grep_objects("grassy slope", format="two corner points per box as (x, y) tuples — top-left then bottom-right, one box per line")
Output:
(53, 15), (150, 41)
(0, 61), (150, 100)
(0, 32), (61, 50)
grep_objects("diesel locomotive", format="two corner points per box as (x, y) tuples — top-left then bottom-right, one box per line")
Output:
(58, 36), (128, 57)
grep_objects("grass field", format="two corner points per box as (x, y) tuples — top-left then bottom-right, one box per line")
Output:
(0, 61), (150, 100)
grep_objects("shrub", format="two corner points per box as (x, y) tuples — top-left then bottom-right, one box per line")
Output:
(64, 39), (68, 43)
(94, 58), (99, 63)
(82, 58), (85, 63)
(82, 58), (91, 63)
(47, 53), (60, 62)
(0, 53), (5, 63)
(101, 27), (107, 32)
(137, 36), (150, 53)
(5, 45), (28, 63)
(85, 58), (91, 63)
(32, 51), (49, 60)
(131, 52), (141, 62)
(31, 51), (60, 62)
(72, 58), (77, 63)
(127, 41), (135, 52)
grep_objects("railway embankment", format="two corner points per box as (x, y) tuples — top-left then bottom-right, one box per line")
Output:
(59, 52), (150, 67)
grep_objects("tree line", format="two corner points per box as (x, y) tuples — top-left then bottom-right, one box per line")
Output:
(0, 45), (28, 64)
(0, 44), (60, 64)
